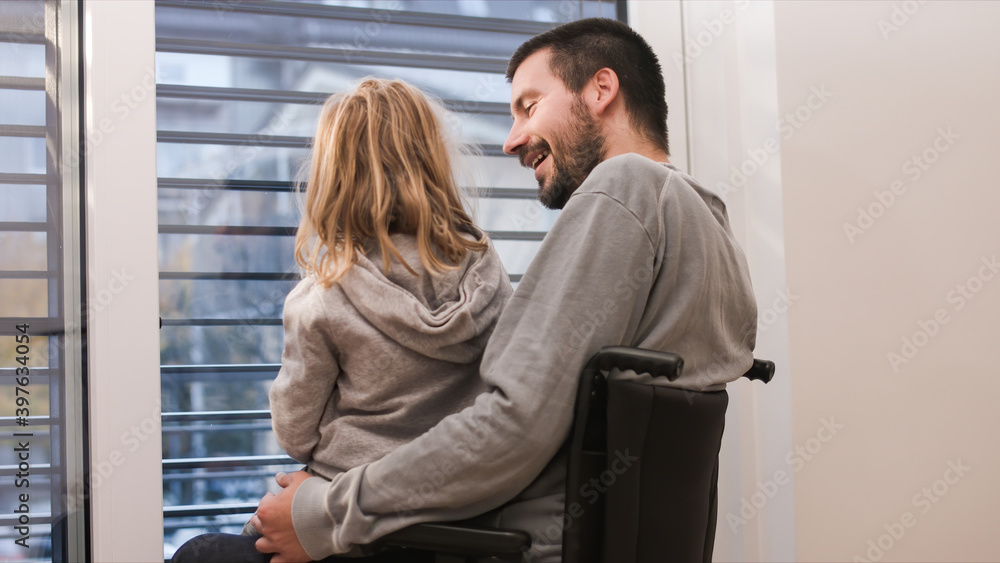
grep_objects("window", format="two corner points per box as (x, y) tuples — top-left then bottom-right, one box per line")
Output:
(0, 0), (87, 560)
(156, 0), (622, 556)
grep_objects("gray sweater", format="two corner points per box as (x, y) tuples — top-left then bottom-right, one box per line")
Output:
(291, 154), (757, 561)
(269, 231), (512, 479)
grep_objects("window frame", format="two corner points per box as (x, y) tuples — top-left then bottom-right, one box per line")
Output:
(82, 1), (162, 561)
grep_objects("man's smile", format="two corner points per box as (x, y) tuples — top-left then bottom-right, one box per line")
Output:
(532, 152), (550, 180)
(520, 144), (552, 181)
(531, 151), (549, 169)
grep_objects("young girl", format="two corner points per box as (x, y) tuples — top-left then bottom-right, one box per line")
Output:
(241, 78), (512, 538)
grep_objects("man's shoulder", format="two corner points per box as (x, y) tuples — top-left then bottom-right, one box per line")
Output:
(579, 153), (726, 215)
(570, 153), (671, 219)
(580, 153), (669, 193)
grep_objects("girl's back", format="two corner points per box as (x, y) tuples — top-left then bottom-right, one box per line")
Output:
(271, 230), (510, 478)
(268, 78), (512, 480)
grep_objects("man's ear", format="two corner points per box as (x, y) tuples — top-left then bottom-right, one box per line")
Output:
(588, 68), (620, 116)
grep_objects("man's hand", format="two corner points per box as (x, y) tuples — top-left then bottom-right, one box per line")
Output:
(253, 471), (312, 563)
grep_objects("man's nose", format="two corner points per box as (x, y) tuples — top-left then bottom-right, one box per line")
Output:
(503, 123), (527, 156)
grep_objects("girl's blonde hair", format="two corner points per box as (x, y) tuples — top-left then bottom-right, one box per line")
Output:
(295, 78), (487, 287)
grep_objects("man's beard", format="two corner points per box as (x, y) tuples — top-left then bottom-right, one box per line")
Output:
(530, 101), (607, 210)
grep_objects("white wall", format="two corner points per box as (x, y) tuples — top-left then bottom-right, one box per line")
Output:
(774, 1), (1000, 561)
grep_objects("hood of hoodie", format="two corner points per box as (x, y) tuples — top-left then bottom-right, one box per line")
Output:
(337, 230), (512, 363)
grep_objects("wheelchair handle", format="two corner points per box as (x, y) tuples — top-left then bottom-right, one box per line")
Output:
(590, 347), (775, 384)
(743, 359), (775, 383)
(590, 346), (684, 381)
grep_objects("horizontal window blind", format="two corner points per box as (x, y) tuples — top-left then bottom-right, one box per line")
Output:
(156, 0), (621, 557)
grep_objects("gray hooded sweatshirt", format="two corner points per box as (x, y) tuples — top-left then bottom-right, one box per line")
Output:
(268, 231), (512, 480)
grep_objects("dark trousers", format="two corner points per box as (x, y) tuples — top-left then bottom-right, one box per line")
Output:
(171, 533), (433, 563)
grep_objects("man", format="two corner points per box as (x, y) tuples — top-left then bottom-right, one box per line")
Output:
(178, 17), (756, 563)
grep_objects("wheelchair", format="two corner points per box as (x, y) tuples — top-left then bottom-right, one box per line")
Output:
(376, 346), (774, 563)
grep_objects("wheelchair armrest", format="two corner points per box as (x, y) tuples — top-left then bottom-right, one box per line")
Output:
(379, 522), (530, 558)
(743, 359), (775, 383)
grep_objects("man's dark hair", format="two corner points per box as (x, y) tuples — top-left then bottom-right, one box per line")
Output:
(506, 18), (669, 154)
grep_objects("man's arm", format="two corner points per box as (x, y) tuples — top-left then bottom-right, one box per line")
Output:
(268, 188), (658, 559)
